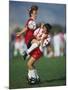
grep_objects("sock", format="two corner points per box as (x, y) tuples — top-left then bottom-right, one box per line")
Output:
(27, 43), (38, 54)
(34, 69), (39, 79)
(28, 70), (32, 79)
(28, 69), (36, 79)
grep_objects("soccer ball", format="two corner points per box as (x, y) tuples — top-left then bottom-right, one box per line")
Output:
(28, 20), (36, 30)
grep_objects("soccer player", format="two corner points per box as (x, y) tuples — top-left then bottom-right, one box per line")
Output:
(17, 5), (38, 48)
(27, 24), (52, 84)
(53, 32), (61, 57)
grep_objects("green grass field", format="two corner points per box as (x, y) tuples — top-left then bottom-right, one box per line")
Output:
(9, 55), (66, 89)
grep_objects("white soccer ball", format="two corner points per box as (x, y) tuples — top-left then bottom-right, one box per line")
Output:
(28, 20), (36, 30)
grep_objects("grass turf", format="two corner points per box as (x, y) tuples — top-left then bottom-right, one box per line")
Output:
(9, 55), (66, 89)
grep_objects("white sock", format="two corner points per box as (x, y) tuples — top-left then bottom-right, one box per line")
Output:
(28, 69), (36, 79)
(34, 69), (39, 79)
(28, 70), (32, 79)
(27, 43), (38, 54)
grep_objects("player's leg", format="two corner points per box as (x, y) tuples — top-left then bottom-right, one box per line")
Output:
(14, 41), (19, 56)
(27, 56), (40, 84)
(27, 56), (36, 79)
(27, 48), (43, 84)
(27, 43), (39, 54)
(19, 40), (28, 55)
(34, 69), (40, 83)
(27, 39), (40, 54)
(19, 48), (24, 56)
(23, 39), (40, 60)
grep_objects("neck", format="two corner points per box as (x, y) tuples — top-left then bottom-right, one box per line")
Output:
(30, 17), (35, 20)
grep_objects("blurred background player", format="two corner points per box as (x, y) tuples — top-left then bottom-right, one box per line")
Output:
(53, 32), (65, 57)
(14, 35), (27, 56)
(53, 32), (61, 57)
(59, 32), (65, 56)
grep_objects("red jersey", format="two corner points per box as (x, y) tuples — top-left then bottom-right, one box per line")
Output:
(24, 18), (36, 45)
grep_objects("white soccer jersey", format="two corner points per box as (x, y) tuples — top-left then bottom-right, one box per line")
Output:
(39, 35), (51, 52)
(34, 28), (51, 46)
(43, 35), (51, 47)
(34, 28), (45, 40)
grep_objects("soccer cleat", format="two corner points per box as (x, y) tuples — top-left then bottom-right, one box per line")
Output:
(36, 77), (40, 84)
(23, 52), (27, 60)
(35, 73), (40, 84)
(27, 77), (37, 85)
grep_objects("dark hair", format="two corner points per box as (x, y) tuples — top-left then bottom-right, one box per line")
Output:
(36, 22), (45, 29)
(44, 23), (52, 33)
(29, 5), (38, 17)
(36, 22), (41, 28)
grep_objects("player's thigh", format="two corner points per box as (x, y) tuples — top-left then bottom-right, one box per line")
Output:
(31, 39), (40, 45)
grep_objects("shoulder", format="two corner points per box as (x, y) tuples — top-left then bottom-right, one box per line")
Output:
(27, 18), (34, 24)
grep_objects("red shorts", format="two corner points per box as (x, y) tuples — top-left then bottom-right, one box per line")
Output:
(30, 47), (43, 60)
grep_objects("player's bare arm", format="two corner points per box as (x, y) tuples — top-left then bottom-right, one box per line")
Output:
(16, 26), (27, 36)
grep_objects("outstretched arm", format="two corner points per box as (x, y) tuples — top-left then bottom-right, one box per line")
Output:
(16, 26), (27, 36)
